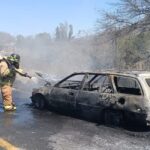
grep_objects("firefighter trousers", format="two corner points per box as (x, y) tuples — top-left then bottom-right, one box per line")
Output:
(1, 85), (13, 106)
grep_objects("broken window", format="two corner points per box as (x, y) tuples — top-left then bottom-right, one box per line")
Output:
(57, 74), (85, 90)
(114, 76), (141, 95)
(83, 75), (113, 93)
(82, 74), (96, 91)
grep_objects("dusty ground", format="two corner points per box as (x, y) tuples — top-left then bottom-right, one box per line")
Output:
(0, 92), (150, 150)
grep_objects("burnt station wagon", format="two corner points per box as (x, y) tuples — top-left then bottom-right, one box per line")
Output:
(31, 71), (150, 126)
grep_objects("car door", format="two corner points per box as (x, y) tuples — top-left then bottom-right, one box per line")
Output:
(76, 74), (114, 122)
(48, 73), (85, 113)
(112, 75), (144, 113)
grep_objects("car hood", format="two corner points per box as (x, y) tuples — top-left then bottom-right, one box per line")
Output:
(35, 72), (61, 86)
(32, 84), (53, 96)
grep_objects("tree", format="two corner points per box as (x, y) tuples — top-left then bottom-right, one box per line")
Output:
(100, 0), (150, 31)
(16, 35), (25, 48)
(0, 32), (15, 50)
(55, 26), (60, 40)
(68, 24), (73, 39)
(117, 32), (148, 67)
(35, 32), (51, 44)
(55, 22), (73, 41)
(96, 0), (150, 69)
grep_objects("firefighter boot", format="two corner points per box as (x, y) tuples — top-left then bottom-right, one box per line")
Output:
(4, 104), (16, 111)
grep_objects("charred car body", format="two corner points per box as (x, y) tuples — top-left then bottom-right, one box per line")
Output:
(31, 71), (150, 126)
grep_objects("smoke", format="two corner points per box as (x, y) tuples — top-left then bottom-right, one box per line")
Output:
(17, 40), (93, 76)
(0, 31), (115, 98)
(11, 36), (96, 97)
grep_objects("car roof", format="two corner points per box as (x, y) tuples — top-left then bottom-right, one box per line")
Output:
(72, 71), (150, 78)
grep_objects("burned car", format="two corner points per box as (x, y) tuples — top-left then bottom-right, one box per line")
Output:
(31, 71), (150, 126)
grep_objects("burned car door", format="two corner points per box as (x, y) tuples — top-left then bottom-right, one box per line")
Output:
(112, 76), (144, 115)
(48, 73), (85, 113)
(76, 74), (114, 122)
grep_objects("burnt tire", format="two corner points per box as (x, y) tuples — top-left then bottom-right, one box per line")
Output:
(32, 94), (46, 110)
(103, 109), (124, 126)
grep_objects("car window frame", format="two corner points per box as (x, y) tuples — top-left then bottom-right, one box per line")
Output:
(54, 73), (86, 90)
(80, 73), (114, 93)
(113, 75), (144, 96)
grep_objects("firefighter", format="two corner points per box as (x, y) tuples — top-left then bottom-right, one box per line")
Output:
(0, 53), (31, 111)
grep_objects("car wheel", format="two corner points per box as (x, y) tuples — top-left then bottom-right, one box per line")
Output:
(103, 109), (124, 126)
(32, 94), (46, 110)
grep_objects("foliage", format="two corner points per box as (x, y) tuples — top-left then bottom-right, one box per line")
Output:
(55, 22), (73, 41)
(0, 32), (15, 50)
(96, 0), (150, 69)
(117, 32), (149, 67)
(100, 0), (150, 30)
